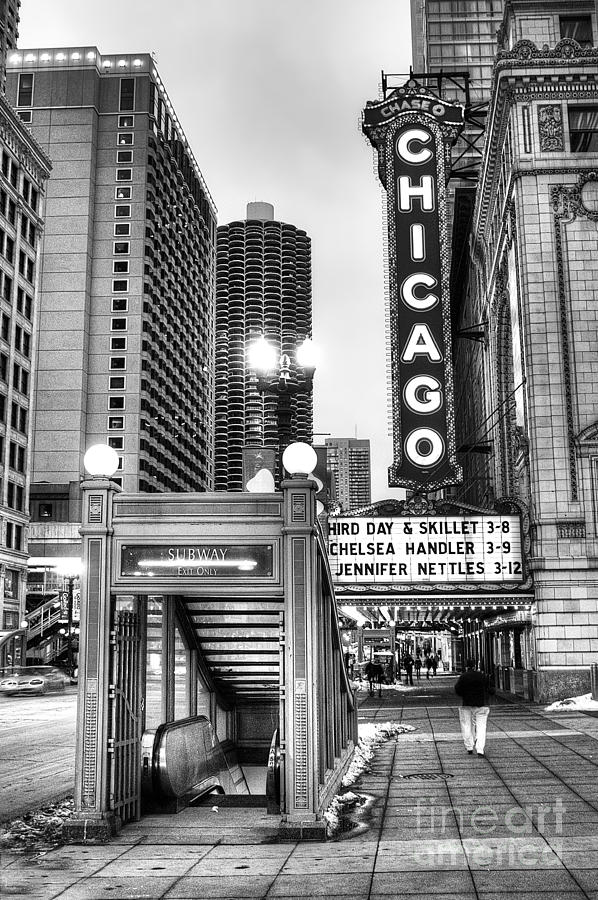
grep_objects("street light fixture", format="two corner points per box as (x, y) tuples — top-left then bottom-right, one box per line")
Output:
(247, 335), (317, 483)
(83, 444), (120, 479)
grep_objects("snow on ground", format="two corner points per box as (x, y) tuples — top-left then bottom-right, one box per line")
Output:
(324, 720), (416, 835)
(545, 692), (598, 711)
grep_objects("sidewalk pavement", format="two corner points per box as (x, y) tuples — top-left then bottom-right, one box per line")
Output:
(3, 678), (598, 899)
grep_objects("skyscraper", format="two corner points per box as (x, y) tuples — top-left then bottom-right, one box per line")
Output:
(0, 6), (51, 663)
(410, 0), (505, 302)
(214, 202), (313, 491)
(5, 48), (216, 503)
(0, 0), (19, 87)
(324, 438), (371, 513)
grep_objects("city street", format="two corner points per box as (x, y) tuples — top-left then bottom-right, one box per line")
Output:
(0, 689), (76, 822)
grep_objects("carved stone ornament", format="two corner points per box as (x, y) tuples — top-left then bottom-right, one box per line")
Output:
(538, 105), (564, 152)
(401, 495), (437, 517)
(557, 521), (586, 539)
(496, 38), (598, 68)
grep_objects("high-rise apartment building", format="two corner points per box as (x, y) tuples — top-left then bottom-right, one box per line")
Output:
(214, 202), (313, 491)
(324, 438), (371, 513)
(5, 48), (216, 507)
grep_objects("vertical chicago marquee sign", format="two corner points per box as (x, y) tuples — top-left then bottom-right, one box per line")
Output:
(362, 81), (464, 491)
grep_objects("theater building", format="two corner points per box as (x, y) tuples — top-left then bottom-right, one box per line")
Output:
(452, 0), (598, 700)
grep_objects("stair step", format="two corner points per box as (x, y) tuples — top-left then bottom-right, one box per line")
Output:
(192, 794), (268, 808)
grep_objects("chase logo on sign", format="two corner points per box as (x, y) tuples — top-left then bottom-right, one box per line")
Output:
(363, 81), (464, 491)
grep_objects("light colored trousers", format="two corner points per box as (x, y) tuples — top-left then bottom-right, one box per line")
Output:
(459, 706), (490, 753)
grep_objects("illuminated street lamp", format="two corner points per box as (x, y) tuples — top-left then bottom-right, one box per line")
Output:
(247, 335), (317, 482)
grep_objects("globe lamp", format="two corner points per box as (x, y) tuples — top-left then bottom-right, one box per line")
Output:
(282, 442), (318, 477)
(83, 444), (120, 478)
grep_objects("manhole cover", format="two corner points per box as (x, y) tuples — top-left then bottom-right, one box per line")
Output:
(394, 772), (454, 781)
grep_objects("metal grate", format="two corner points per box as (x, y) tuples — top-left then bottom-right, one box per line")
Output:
(108, 609), (142, 824)
(395, 772), (454, 781)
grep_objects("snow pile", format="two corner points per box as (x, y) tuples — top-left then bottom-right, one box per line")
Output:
(323, 791), (366, 834)
(545, 692), (598, 712)
(354, 680), (411, 693)
(0, 798), (74, 855)
(324, 720), (416, 836)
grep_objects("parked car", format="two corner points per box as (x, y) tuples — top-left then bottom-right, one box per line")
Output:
(0, 666), (70, 696)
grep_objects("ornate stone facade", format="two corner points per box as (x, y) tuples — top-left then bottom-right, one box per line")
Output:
(453, 0), (598, 701)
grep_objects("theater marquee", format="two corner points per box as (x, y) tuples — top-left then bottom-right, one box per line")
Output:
(328, 516), (523, 584)
(362, 81), (464, 491)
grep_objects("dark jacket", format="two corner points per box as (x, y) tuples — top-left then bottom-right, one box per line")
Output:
(454, 669), (493, 707)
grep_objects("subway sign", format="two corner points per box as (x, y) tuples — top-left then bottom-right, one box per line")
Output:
(120, 544), (274, 578)
(363, 81), (464, 491)
(328, 516), (523, 584)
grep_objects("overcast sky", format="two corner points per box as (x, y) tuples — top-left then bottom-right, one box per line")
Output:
(19, 0), (413, 502)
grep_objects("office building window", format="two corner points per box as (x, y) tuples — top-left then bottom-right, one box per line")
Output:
(560, 15), (593, 47)
(111, 476), (123, 488)
(113, 260), (129, 275)
(115, 205), (131, 218)
(115, 186), (131, 200)
(110, 357), (126, 370)
(111, 317), (127, 331)
(7, 522), (23, 551)
(117, 150), (133, 164)
(17, 73), (34, 106)
(118, 115), (134, 128)
(109, 377), (126, 391)
(108, 416), (124, 429)
(114, 223), (130, 236)
(109, 396), (125, 410)
(111, 296), (128, 311)
(116, 168), (132, 182)
(112, 279), (129, 292)
(119, 78), (135, 112)
(110, 337), (127, 350)
(569, 106), (598, 151)
(114, 241), (130, 255)
(118, 133), (134, 146)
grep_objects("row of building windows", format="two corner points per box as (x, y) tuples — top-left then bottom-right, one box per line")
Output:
(105, 121), (135, 487)
(0, 315), (29, 353)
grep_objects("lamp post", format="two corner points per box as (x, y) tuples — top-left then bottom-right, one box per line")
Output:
(247, 335), (317, 485)
(55, 558), (83, 678)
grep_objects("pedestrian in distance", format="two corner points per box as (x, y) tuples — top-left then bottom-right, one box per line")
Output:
(425, 654), (432, 679)
(364, 659), (376, 696)
(403, 651), (414, 686)
(454, 658), (495, 757)
(385, 659), (394, 685)
(414, 655), (422, 680)
(431, 654), (438, 676)
(374, 659), (384, 697)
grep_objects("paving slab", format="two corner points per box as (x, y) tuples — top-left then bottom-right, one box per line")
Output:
(6, 677), (598, 899)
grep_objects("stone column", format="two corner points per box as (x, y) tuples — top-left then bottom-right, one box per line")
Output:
(280, 474), (325, 839)
(63, 476), (120, 842)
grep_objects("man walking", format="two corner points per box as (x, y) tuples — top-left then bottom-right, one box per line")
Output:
(454, 658), (494, 757)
